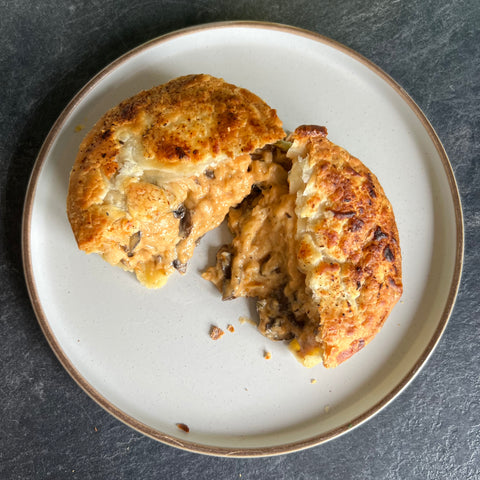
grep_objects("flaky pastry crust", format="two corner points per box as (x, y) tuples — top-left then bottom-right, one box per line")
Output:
(67, 74), (284, 287)
(204, 126), (403, 368)
(288, 126), (402, 367)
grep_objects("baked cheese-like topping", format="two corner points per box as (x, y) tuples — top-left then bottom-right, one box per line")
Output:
(67, 74), (285, 287)
(204, 126), (402, 368)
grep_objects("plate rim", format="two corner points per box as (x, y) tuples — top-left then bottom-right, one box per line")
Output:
(21, 20), (464, 457)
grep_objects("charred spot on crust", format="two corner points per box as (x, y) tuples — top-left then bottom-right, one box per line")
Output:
(344, 166), (361, 177)
(384, 246), (395, 262)
(336, 338), (366, 364)
(204, 169), (215, 179)
(293, 125), (328, 138)
(366, 174), (377, 198)
(101, 129), (112, 139)
(332, 210), (356, 219)
(175, 146), (187, 159)
(349, 218), (365, 232)
(388, 276), (400, 289)
(374, 226), (388, 241)
(161, 144), (190, 160)
(117, 101), (138, 122)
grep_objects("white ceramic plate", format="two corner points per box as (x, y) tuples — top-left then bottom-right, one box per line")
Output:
(22, 22), (463, 456)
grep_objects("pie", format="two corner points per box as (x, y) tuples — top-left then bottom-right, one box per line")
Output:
(67, 74), (285, 287)
(203, 125), (403, 368)
(67, 74), (402, 368)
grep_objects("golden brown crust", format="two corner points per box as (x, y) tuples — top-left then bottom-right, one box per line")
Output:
(291, 124), (328, 139)
(289, 126), (403, 368)
(203, 127), (402, 368)
(67, 74), (284, 287)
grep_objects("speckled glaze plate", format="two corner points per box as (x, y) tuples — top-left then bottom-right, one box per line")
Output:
(22, 22), (463, 456)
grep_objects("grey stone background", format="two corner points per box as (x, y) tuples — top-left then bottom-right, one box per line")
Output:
(1, 0), (479, 478)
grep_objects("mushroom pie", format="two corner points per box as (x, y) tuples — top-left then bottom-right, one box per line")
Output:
(67, 74), (285, 288)
(203, 125), (403, 368)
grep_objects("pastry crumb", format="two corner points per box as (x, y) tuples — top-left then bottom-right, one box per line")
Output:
(210, 325), (224, 340)
(324, 405), (330, 413)
(310, 378), (317, 384)
(176, 422), (190, 433)
(238, 316), (256, 326)
(74, 124), (84, 132)
(227, 324), (235, 333)
(264, 351), (272, 360)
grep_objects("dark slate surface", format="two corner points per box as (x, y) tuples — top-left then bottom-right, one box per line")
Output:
(1, 1), (479, 478)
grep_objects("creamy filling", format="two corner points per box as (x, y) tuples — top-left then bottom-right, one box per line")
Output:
(203, 144), (321, 356)
(99, 127), (277, 287)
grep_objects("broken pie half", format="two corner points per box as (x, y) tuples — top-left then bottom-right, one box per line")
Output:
(67, 74), (285, 287)
(203, 125), (403, 368)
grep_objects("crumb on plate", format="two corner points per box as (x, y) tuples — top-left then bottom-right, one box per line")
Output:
(176, 423), (190, 433)
(238, 316), (256, 326)
(210, 325), (224, 340)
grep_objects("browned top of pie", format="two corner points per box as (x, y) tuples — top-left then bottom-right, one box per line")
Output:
(204, 126), (403, 368)
(67, 74), (284, 287)
(289, 126), (403, 367)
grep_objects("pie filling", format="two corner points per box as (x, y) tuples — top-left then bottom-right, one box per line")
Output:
(202, 143), (324, 366)
(99, 125), (268, 288)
